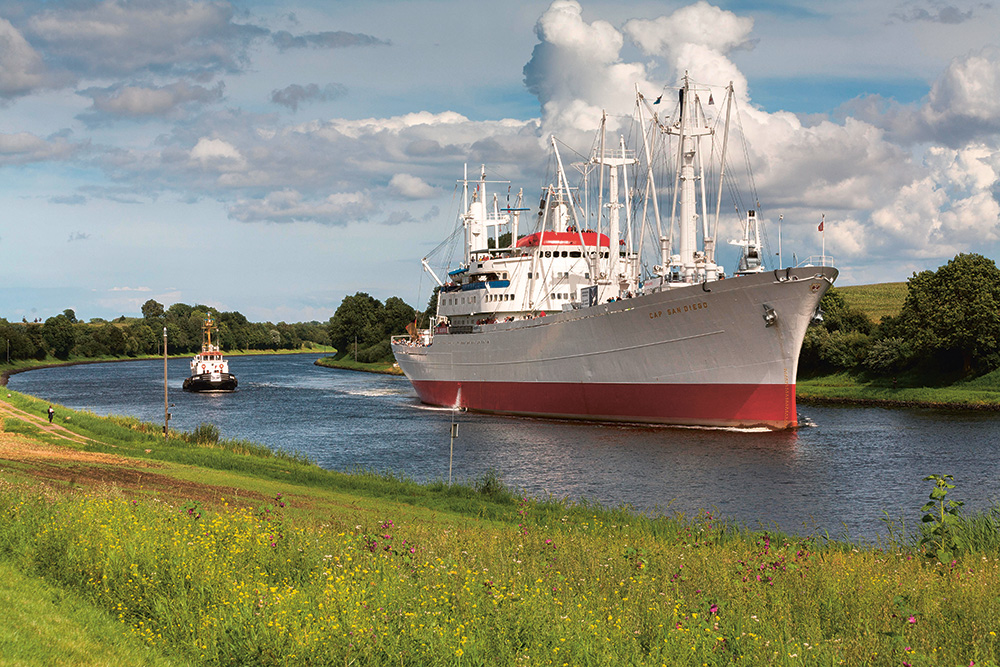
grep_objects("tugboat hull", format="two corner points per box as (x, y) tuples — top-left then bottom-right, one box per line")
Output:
(182, 373), (238, 392)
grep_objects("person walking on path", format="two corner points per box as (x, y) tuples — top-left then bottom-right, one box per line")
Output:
(47, 405), (54, 423)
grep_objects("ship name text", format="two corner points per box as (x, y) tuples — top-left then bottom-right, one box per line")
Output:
(649, 301), (709, 319)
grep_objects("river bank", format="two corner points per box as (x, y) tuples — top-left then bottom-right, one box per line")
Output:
(1, 389), (999, 666)
(0, 346), (336, 386)
(797, 370), (1000, 410)
(314, 355), (404, 375)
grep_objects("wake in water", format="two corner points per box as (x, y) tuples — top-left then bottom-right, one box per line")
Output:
(336, 388), (410, 398)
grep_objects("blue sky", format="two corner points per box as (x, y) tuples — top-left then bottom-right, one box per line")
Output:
(2, 0), (1000, 322)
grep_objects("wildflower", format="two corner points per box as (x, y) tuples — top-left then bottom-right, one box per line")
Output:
(908, 615), (917, 624)
(709, 604), (719, 615)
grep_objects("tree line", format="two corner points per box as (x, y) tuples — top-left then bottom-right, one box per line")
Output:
(325, 293), (421, 363)
(0, 300), (331, 363)
(801, 253), (1000, 379)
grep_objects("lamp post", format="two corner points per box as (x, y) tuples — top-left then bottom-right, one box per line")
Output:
(163, 327), (169, 438)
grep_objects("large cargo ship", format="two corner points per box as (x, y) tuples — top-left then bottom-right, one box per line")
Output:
(392, 76), (836, 429)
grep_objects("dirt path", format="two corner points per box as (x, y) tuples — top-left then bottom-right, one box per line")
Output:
(0, 398), (270, 507)
(0, 398), (100, 448)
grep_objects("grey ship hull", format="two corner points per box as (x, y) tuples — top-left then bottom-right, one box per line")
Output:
(393, 267), (836, 429)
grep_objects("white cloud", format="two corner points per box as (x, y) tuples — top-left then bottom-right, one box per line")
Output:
(0, 18), (52, 98)
(524, 0), (651, 135)
(228, 189), (376, 224)
(84, 80), (224, 120)
(0, 131), (77, 164)
(623, 1), (754, 60)
(390, 173), (436, 199)
(26, 0), (267, 77)
(189, 137), (246, 170)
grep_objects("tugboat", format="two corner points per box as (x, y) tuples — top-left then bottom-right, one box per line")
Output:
(183, 317), (237, 392)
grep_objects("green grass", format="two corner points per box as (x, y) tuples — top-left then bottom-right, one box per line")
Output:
(0, 477), (999, 666)
(836, 282), (908, 322)
(797, 369), (1000, 408)
(315, 356), (403, 375)
(0, 559), (181, 666)
(3, 391), (1000, 665)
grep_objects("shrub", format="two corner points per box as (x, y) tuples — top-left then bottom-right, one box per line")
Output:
(189, 422), (220, 445)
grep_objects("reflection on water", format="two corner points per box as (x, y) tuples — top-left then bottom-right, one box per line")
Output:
(10, 355), (1000, 539)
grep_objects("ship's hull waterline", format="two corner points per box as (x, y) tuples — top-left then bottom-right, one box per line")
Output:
(394, 267), (837, 429)
(182, 373), (238, 393)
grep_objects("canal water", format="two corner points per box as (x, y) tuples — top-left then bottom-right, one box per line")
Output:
(9, 354), (1000, 540)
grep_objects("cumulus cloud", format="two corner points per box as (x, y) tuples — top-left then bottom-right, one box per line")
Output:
(889, 2), (986, 24)
(516, 0), (1000, 266)
(271, 30), (389, 51)
(623, 1), (755, 59)
(228, 189), (376, 224)
(80, 80), (224, 122)
(271, 83), (346, 111)
(0, 17), (60, 98)
(28, 0), (996, 271)
(25, 0), (267, 77)
(0, 131), (78, 165)
(189, 136), (246, 170)
(389, 173), (437, 199)
(524, 0), (649, 135)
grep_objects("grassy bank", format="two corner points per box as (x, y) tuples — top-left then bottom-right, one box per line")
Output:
(2, 394), (1000, 665)
(315, 355), (403, 375)
(798, 368), (1000, 409)
(0, 346), (336, 386)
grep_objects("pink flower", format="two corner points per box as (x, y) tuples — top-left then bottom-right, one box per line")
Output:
(709, 604), (719, 614)
(908, 615), (916, 624)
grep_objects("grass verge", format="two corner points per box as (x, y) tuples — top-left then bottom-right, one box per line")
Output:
(1, 394), (1000, 666)
(315, 356), (403, 375)
(798, 369), (1000, 409)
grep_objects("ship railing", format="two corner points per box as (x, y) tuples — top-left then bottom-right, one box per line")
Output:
(797, 255), (836, 268)
(391, 333), (432, 348)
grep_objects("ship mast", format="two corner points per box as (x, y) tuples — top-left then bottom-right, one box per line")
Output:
(666, 73), (714, 283)
(590, 115), (638, 288)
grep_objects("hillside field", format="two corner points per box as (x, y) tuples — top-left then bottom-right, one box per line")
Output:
(835, 281), (907, 322)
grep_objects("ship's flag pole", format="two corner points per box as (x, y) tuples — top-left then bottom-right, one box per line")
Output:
(819, 213), (826, 266)
(777, 214), (783, 268)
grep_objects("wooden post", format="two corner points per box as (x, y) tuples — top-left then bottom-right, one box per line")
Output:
(449, 415), (458, 484)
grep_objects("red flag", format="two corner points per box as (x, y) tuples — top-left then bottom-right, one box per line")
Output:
(818, 215), (825, 232)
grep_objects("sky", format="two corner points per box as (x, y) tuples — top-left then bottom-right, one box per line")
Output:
(2, 0), (1000, 323)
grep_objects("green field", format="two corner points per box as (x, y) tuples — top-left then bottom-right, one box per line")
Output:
(835, 281), (908, 322)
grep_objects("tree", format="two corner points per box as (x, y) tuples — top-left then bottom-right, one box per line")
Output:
(141, 299), (165, 321)
(327, 293), (384, 354)
(42, 315), (76, 360)
(382, 296), (417, 338)
(893, 253), (1000, 374)
(62, 309), (78, 323)
(424, 285), (440, 323)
